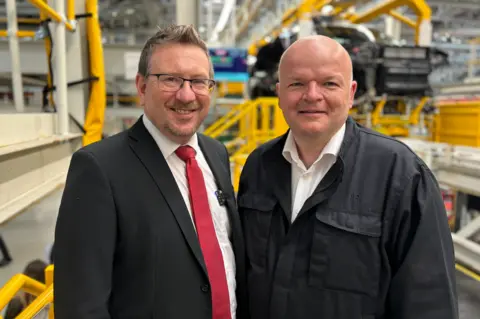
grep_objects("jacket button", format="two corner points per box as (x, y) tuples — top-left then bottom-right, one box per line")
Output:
(201, 284), (209, 292)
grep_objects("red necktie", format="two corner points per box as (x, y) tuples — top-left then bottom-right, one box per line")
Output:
(175, 145), (231, 319)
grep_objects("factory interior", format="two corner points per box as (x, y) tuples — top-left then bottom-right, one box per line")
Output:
(0, 0), (480, 317)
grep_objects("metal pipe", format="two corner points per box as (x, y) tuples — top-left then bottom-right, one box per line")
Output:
(5, 0), (25, 112)
(0, 30), (36, 37)
(67, 0), (75, 22)
(27, 0), (76, 31)
(54, 0), (70, 135)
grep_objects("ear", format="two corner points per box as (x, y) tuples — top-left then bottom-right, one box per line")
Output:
(349, 80), (358, 109)
(275, 82), (280, 96)
(136, 74), (147, 106)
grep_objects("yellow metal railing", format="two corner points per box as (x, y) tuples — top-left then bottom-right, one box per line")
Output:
(22, 0), (106, 147)
(0, 265), (54, 319)
(27, 0), (76, 31)
(204, 97), (289, 191)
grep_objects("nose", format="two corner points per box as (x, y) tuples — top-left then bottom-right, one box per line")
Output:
(176, 81), (197, 103)
(303, 81), (323, 102)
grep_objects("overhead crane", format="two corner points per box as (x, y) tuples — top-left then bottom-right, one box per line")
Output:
(247, 0), (432, 56)
(237, 0), (437, 140)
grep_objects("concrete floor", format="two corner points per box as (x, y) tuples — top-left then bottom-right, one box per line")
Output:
(0, 188), (479, 318)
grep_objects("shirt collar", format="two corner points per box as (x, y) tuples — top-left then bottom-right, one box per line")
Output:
(282, 123), (346, 168)
(142, 114), (200, 159)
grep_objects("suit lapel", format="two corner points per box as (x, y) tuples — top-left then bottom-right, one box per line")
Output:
(264, 134), (293, 221)
(128, 118), (207, 276)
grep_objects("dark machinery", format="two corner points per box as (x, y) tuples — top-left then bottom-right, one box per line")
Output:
(248, 18), (448, 105)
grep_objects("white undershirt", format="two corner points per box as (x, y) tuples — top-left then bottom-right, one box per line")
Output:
(282, 124), (346, 223)
(143, 115), (237, 318)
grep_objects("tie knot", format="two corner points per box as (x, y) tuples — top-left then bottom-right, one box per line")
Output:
(175, 145), (196, 162)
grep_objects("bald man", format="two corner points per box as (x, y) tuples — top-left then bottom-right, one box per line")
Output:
(237, 35), (458, 319)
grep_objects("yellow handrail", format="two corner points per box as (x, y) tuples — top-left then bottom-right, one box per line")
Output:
(67, 0), (76, 22)
(16, 286), (53, 319)
(203, 100), (252, 136)
(0, 274), (46, 311)
(27, 0), (76, 31)
(0, 30), (36, 38)
(206, 103), (257, 139)
(82, 0), (107, 146)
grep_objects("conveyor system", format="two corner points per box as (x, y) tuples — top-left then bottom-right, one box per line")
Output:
(398, 138), (480, 274)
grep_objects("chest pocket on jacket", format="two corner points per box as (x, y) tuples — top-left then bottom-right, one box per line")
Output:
(238, 193), (276, 267)
(308, 209), (382, 297)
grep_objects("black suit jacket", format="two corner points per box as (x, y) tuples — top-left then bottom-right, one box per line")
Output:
(54, 117), (248, 319)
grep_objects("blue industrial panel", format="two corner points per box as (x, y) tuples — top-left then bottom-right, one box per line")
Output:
(209, 48), (249, 82)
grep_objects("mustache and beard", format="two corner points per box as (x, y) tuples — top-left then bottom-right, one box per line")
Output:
(165, 102), (203, 137)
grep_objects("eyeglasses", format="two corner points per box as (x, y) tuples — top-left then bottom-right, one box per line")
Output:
(148, 73), (216, 95)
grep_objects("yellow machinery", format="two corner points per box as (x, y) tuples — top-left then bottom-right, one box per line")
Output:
(350, 96), (432, 138)
(433, 93), (480, 147)
(431, 38), (480, 148)
(248, 0), (431, 56)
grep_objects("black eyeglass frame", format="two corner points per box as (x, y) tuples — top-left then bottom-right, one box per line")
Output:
(147, 73), (216, 95)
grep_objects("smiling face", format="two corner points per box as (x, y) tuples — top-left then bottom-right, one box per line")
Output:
(136, 42), (212, 144)
(276, 36), (357, 141)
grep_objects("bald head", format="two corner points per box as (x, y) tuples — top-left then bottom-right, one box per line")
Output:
(278, 35), (353, 84)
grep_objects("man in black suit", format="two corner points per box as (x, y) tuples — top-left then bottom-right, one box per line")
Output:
(54, 24), (247, 319)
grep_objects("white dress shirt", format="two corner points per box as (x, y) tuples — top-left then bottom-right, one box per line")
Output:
(282, 124), (346, 223)
(143, 115), (237, 318)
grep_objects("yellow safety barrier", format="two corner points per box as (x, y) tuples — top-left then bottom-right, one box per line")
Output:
(0, 265), (54, 319)
(82, 0), (107, 146)
(204, 97), (288, 191)
(27, 0), (76, 32)
(0, 274), (46, 315)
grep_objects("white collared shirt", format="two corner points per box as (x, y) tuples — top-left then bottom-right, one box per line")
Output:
(282, 124), (346, 222)
(142, 115), (237, 318)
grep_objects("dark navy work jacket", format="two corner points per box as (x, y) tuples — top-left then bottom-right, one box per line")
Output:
(237, 117), (458, 319)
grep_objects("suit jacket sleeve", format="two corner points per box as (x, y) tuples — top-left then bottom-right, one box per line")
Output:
(386, 161), (458, 319)
(54, 149), (116, 319)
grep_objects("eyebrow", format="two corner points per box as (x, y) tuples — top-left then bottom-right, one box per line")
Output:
(153, 72), (210, 78)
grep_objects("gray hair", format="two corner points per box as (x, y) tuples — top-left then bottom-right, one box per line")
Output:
(137, 24), (214, 78)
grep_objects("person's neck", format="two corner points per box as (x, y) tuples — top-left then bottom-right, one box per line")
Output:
(293, 133), (331, 169)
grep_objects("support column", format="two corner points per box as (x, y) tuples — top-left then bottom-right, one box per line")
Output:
(417, 19), (432, 46)
(68, 0), (89, 133)
(207, 0), (213, 40)
(176, 0), (199, 27)
(49, 0), (89, 135)
(385, 16), (402, 42)
(50, 0), (69, 134)
(5, 0), (24, 112)
(297, 0), (315, 38)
